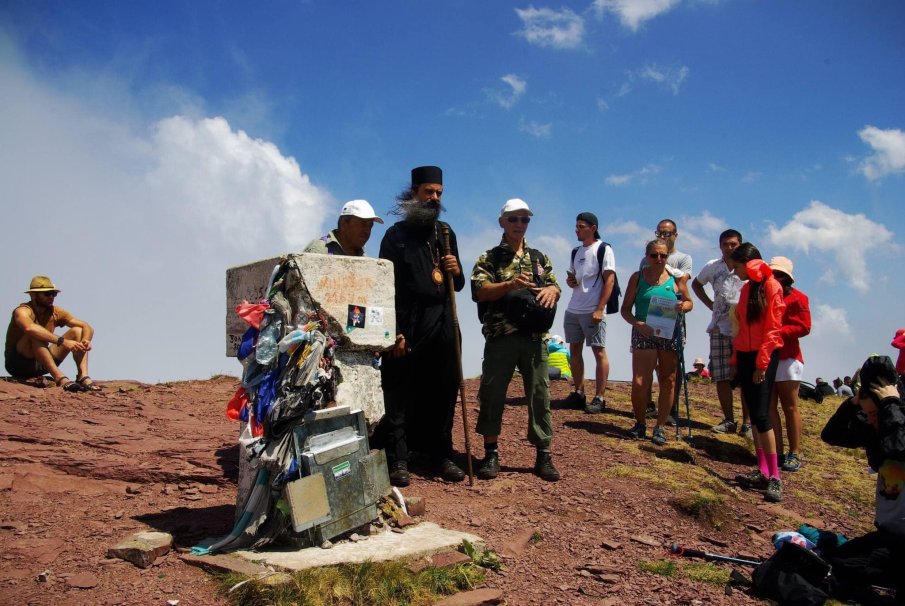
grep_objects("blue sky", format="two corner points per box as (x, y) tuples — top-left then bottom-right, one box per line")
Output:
(2, 1), (903, 385)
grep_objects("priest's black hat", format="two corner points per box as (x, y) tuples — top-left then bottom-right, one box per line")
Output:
(411, 166), (443, 186)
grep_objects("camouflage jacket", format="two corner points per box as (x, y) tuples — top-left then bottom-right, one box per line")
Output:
(470, 238), (559, 341)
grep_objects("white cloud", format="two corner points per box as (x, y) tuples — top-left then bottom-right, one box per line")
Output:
(487, 73), (527, 109)
(810, 303), (851, 338)
(515, 7), (584, 49)
(519, 118), (553, 138)
(148, 116), (330, 255)
(640, 63), (689, 94)
(593, 0), (681, 31)
(619, 63), (690, 97)
(533, 234), (573, 260)
(606, 174), (633, 186)
(596, 98), (610, 112)
(766, 200), (895, 292)
(0, 47), (332, 382)
(858, 125), (905, 181)
(708, 162), (725, 173)
(605, 163), (662, 186)
(741, 170), (762, 183)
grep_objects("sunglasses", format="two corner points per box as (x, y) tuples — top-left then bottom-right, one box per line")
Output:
(648, 253), (668, 260)
(40, 291), (59, 298)
(656, 230), (675, 237)
(505, 216), (531, 224)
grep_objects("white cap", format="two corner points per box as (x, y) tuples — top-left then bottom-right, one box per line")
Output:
(340, 199), (384, 224)
(549, 334), (564, 345)
(500, 198), (533, 217)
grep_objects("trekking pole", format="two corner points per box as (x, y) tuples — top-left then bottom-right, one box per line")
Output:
(672, 309), (686, 440)
(669, 543), (762, 567)
(677, 311), (692, 439)
(442, 225), (475, 486)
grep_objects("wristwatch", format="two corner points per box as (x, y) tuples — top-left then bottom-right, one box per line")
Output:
(56, 336), (64, 346)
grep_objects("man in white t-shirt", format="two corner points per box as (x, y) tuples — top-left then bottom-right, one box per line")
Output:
(691, 228), (750, 435)
(563, 212), (616, 413)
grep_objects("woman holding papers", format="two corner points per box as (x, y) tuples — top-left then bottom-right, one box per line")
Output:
(729, 243), (787, 503)
(621, 239), (693, 446)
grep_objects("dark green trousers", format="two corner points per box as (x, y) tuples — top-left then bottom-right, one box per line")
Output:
(476, 332), (553, 447)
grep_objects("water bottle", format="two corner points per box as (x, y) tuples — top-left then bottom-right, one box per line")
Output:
(255, 310), (282, 365)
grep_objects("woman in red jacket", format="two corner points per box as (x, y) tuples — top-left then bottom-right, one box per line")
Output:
(767, 257), (811, 472)
(730, 243), (786, 502)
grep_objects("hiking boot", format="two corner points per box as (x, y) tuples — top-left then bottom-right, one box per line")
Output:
(782, 453), (802, 472)
(476, 451), (500, 480)
(435, 458), (465, 482)
(627, 422), (647, 440)
(584, 396), (606, 414)
(534, 451), (560, 482)
(765, 477), (783, 502)
(651, 426), (667, 446)
(389, 461), (410, 487)
(564, 391), (587, 410)
(645, 401), (657, 419)
(735, 469), (768, 490)
(712, 419), (738, 434)
(739, 423), (753, 439)
(666, 414), (677, 427)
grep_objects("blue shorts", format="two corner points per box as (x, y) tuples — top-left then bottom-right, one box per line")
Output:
(563, 310), (606, 347)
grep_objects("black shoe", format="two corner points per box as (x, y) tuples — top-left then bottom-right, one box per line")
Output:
(435, 458), (465, 482)
(564, 391), (587, 409)
(476, 451), (500, 480)
(534, 451), (560, 482)
(584, 396), (606, 414)
(389, 461), (410, 487)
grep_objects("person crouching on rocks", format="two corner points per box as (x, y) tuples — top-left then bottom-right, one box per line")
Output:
(5, 275), (100, 392)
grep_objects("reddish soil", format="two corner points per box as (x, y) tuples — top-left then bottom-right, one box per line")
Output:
(0, 375), (866, 605)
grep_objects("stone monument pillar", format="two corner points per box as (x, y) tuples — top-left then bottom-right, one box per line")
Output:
(225, 253), (396, 515)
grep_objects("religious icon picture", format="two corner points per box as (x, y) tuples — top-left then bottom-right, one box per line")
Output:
(347, 304), (366, 329)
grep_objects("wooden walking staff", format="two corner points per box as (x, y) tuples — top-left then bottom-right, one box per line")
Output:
(441, 224), (475, 485)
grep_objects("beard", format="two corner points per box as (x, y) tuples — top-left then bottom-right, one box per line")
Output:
(392, 198), (444, 227)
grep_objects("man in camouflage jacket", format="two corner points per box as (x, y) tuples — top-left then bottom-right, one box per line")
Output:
(470, 198), (562, 482)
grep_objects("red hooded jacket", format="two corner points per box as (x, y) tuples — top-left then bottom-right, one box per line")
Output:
(731, 260), (786, 370)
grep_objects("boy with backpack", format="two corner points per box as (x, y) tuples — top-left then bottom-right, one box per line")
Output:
(563, 212), (619, 414)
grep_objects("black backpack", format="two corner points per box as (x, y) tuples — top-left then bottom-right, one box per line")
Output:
(569, 241), (621, 315)
(752, 542), (831, 606)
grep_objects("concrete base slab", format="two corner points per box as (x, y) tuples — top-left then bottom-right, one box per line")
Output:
(232, 522), (485, 571)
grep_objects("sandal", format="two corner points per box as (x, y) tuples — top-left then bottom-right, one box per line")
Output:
(57, 376), (84, 392)
(77, 376), (102, 392)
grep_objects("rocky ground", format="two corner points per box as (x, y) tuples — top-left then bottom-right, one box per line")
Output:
(0, 374), (871, 605)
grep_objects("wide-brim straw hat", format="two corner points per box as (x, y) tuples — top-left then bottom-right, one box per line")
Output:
(26, 275), (59, 293)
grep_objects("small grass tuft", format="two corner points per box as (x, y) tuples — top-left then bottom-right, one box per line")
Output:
(670, 489), (727, 529)
(530, 531), (543, 544)
(217, 559), (485, 606)
(681, 561), (731, 586)
(638, 559), (677, 577)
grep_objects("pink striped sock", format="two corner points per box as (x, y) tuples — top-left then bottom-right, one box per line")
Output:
(766, 453), (780, 479)
(756, 448), (769, 477)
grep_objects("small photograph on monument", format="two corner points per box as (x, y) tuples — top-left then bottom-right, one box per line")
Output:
(367, 306), (384, 326)
(347, 305), (366, 329)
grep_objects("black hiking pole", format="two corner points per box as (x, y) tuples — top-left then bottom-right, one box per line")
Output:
(442, 225), (475, 486)
(672, 307), (692, 439)
(669, 543), (762, 567)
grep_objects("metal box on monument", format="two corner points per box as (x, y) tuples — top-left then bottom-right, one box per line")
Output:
(291, 406), (390, 544)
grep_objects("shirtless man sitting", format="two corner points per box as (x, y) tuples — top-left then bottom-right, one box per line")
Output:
(4, 275), (99, 391)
